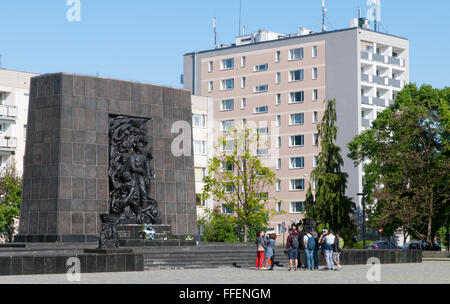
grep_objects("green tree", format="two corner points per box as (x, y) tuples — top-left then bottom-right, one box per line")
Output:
(304, 99), (357, 244)
(0, 164), (22, 243)
(347, 84), (450, 245)
(198, 207), (238, 242)
(202, 126), (280, 242)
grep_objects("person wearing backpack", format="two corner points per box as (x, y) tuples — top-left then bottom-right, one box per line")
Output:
(319, 229), (335, 270)
(312, 231), (320, 270)
(286, 227), (299, 271)
(333, 232), (344, 271)
(303, 231), (315, 270)
(296, 226), (305, 269)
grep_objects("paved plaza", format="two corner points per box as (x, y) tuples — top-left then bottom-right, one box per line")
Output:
(1, 261), (449, 284)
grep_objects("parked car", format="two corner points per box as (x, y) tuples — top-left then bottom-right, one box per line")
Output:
(402, 241), (424, 250)
(367, 241), (401, 250)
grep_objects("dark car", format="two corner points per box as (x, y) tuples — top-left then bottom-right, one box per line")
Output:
(367, 241), (401, 250)
(402, 241), (424, 250)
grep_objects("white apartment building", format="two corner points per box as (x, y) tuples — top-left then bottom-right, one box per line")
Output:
(0, 69), (38, 173)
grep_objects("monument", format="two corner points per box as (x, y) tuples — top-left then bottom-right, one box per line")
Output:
(15, 73), (197, 243)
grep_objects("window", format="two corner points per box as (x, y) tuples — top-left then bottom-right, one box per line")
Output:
(221, 58), (234, 70)
(313, 133), (319, 146)
(222, 204), (234, 214)
(276, 202), (282, 213)
(241, 98), (246, 109)
(289, 70), (304, 82)
(24, 125), (27, 141)
(290, 135), (304, 147)
(313, 155), (319, 168)
(290, 157), (304, 169)
(313, 111), (319, 123)
(221, 120), (234, 131)
(194, 141), (206, 155)
(254, 64), (268, 72)
(276, 94), (281, 105)
(289, 48), (304, 60)
(254, 106), (268, 114)
(313, 89), (318, 101)
(254, 85), (268, 93)
(241, 77), (246, 89)
(23, 94), (29, 110)
(276, 115), (281, 127)
(290, 201), (304, 213)
(221, 99), (234, 111)
(222, 161), (234, 172)
(256, 127), (268, 135)
(223, 140), (235, 152)
(193, 114), (206, 128)
(289, 113), (304, 125)
(221, 79), (234, 90)
(276, 158), (281, 170)
(312, 46), (318, 58)
(208, 61), (213, 72)
(208, 81), (213, 92)
(241, 56), (246, 67)
(196, 194), (206, 207)
(277, 224), (282, 235)
(276, 136), (281, 148)
(276, 180), (281, 192)
(256, 148), (268, 155)
(312, 68), (318, 80)
(276, 72), (281, 84)
(290, 91), (304, 103)
(241, 118), (247, 128)
(275, 51), (280, 63)
(290, 179), (305, 191)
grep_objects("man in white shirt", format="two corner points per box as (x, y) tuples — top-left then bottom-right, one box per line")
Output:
(319, 230), (335, 270)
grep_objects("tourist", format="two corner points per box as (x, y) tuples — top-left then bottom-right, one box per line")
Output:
(296, 226), (305, 269)
(255, 230), (266, 270)
(303, 230), (315, 270)
(333, 232), (344, 271)
(312, 231), (320, 270)
(264, 233), (276, 270)
(286, 227), (299, 271)
(319, 229), (335, 270)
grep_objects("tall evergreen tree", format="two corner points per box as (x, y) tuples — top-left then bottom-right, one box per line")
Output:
(305, 99), (357, 243)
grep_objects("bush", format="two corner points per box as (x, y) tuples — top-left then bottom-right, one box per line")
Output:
(198, 208), (238, 242)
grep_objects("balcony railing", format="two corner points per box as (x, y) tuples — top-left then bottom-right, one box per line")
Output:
(373, 98), (387, 107)
(0, 105), (17, 118)
(361, 51), (405, 67)
(361, 96), (393, 108)
(0, 137), (17, 149)
(388, 78), (402, 88)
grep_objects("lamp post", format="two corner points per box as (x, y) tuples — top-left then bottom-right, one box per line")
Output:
(357, 192), (366, 249)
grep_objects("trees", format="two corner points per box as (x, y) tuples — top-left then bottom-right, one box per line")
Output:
(304, 99), (357, 244)
(347, 84), (450, 245)
(0, 164), (22, 243)
(202, 126), (280, 242)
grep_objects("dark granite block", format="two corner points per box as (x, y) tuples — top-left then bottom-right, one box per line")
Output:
(72, 178), (85, 200)
(86, 255), (97, 273)
(85, 144), (97, 165)
(44, 256), (56, 274)
(11, 257), (23, 275)
(116, 255), (126, 272)
(0, 257), (11, 276)
(22, 257), (35, 275)
(106, 255), (117, 272)
(97, 255), (107, 272)
(34, 256), (45, 274)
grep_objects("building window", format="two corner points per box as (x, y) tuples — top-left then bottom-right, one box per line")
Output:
(290, 157), (305, 169)
(290, 179), (305, 191)
(290, 201), (304, 213)
(221, 161), (234, 172)
(276, 115), (281, 127)
(220, 79), (234, 90)
(221, 99), (234, 111)
(254, 64), (268, 72)
(313, 155), (319, 168)
(313, 111), (319, 123)
(256, 127), (269, 135)
(241, 77), (246, 89)
(276, 180), (281, 192)
(241, 56), (246, 67)
(312, 46), (318, 58)
(290, 135), (304, 147)
(254, 106), (268, 114)
(208, 81), (213, 92)
(313, 133), (319, 146)
(254, 85), (268, 93)
(221, 120), (234, 131)
(312, 68), (318, 80)
(289, 113), (304, 125)
(277, 223), (282, 235)
(221, 58), (234, 70)
(193, 114), (207, 128)
(196, 194), (206, 207)
(23, 94), (29, 110)
(208, 61), (213, 72)
(276, 136), (281, 148)
(275, 51), (280, 63)
(289, 69), (304, 82)
(194, 141), (207, 155)
(313, 89), (318, 101)
(276, 94), (281, 105)
(24, 125), (27, 141)
(241, 98), (246, 109)
(222, 204), (234, 214)
(276, 202), (282, 214)
(276, 72), (281, 84)
(256, 148), (268, 155)
(223, 140), (235, 152)
(289, 48), (304, 60)
(289, 91), (304, 104)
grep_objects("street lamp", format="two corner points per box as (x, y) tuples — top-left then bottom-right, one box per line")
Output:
(357, 192), (366, 249)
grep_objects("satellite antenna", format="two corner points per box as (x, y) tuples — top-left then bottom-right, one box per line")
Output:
(321, 0), (327, 32)
(213, 17), (218, 48)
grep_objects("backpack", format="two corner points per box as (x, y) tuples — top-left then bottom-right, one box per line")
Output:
(291, 235), (299, 249)
(307, 235), (315, 251)
(338, 237), (344, 250)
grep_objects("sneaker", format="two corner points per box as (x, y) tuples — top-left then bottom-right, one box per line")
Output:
(288, 268), (292, 271)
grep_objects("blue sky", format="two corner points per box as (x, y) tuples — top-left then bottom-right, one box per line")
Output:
(0, 0), (448, 88)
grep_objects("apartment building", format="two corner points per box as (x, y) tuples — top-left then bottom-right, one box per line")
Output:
(0, 69), (38, 173)
(184, 26), (409, 243)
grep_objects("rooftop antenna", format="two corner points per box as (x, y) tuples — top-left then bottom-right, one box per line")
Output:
(213, 17), (218, 48)
(238, 0), (242, 36)
(372, 0), (381, 32)
(321, 0), (327, 32)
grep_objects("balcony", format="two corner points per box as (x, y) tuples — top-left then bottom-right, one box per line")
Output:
(361, 74), (369, 82)
(388, 78), (402, 88)
(0, 137), (17, 149)
(0, 105), (17, 119)
(361, 51), (405, 68)
(362, 96), (370, 105)
(373, 97), (387, 107)
(361, 96), (393, 108)
(372, 75), (387, 85)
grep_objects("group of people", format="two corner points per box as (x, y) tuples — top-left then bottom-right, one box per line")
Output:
(255, 225), (344, 271)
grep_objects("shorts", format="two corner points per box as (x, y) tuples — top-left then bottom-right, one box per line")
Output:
(332, 252), (340, 263)
(288, 248), (298, 259)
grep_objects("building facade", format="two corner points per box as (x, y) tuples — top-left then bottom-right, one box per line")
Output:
(184, 26), (409, 243)
(0, 69), (38, 173)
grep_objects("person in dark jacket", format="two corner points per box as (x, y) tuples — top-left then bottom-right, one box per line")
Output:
(297, 226), (305, 268)
(312, 231), (320, 270)
(286, 228), (299, 271)
(264, 233), (277, 270)
(255, 230), (266, 270)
